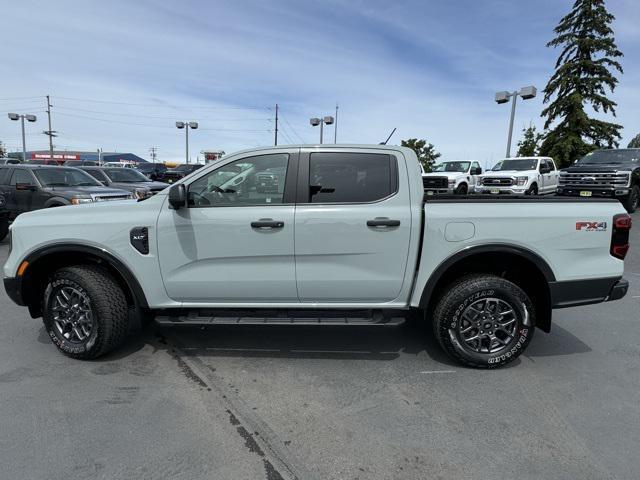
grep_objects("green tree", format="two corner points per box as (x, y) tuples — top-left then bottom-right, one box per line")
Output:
(516, 124), (544, 157)
(628, 133), (640, 148)
(0, 141), (5, 158)
(401, 138), (441, 172)
(540, 0), (623, 167)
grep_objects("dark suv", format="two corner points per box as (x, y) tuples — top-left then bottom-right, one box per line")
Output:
(0, 165), (133, 219)
(80, 166), (169, 198)
(162, 163), (204, 184)
(0, 192), (8, 241)
(557, 149), (640, 213)
(135, 162), (168, 181)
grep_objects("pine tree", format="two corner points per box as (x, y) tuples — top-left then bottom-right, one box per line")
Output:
(540, 0), (623, 167)
(401, 138), (441, 172)
(628, 133), (640, 148)
(516, 124), (544, 157)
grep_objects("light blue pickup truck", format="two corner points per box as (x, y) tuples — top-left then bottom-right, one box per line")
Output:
(2, 145), (631, 367)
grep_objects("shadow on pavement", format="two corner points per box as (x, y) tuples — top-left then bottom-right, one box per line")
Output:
(525, 323), (592, 357)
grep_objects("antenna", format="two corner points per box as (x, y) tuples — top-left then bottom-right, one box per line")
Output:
(381, 127), (396, 145)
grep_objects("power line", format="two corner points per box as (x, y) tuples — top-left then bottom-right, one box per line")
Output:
(53, 104), (270, 121)
(280, 114), (305, 143)
(54, 96), (269, 110)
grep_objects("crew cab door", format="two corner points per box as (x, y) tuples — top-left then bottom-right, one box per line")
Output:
(9, 169), (40, 214)
(294, 149), (412, 303)
(156, 149), (299, 303)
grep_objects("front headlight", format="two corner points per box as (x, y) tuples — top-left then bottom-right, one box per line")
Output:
(71, 197), (94, 205)
(516, 176), (528, 186)
(448, 179), (456, 187)
(133, 188), (150, 200)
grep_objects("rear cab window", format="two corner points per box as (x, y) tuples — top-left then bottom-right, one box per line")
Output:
(307, 152), (397, 203)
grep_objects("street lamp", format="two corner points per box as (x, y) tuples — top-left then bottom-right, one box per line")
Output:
(176, 121), (198, 164)
(310, 116), (334, 144)
(495, 86), (536, 157)
(8, 113), (37, 162)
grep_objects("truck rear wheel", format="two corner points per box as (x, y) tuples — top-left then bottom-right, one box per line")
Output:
(43, 266), (129, 360)
(622, 185), (639, 213)
(432, 275), (535, 368)
(0, 218), (8, 242)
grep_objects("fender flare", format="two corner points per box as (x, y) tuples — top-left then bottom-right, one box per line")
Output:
(418, 243), (556, 309)
(44, 197), (71, 208)
(21, 243), (149, 309)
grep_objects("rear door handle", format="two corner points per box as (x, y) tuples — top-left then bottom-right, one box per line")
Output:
(367, 218), (400, 227)
(251, 219), (284, 229)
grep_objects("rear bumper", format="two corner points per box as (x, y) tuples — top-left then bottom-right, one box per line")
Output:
(550, 277), (628, 308)
(3, 277), (25, 306)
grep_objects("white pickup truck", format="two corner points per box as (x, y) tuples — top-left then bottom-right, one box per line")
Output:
(2, 145), (631, 368)
(477, 157), (559, 195)
(422, 160), (483, 195)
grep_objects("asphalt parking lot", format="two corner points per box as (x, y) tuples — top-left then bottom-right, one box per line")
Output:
(1, 213), (639, 480)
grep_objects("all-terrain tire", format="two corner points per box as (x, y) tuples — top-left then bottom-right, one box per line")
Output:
(454, 183), (468, 195)
(43, 265), (129, 359)
(432, 275), (535, 369)
(622, 185), (639, 213)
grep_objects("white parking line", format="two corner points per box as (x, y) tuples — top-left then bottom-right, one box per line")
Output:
(420, 370), (456, 374)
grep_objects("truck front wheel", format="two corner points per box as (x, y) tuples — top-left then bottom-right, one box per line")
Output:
(432, 275), (535, 368)
(43, 265), (129, 359)
(622, 185), (639, 213)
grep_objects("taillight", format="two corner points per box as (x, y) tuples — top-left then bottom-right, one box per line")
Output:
(611, 213), (632, 259)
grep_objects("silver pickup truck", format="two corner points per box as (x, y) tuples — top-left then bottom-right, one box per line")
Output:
(2, 145), (631, 368)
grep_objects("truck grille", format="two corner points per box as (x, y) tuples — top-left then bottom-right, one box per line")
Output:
(94, 194), (131, 202)
(482, 177), (513, 186)
(422, 176), (448, 189)
(559, 171), (629, 187)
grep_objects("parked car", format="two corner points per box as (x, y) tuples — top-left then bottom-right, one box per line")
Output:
(476, 157), (559, 195)
(104, 161), (136, 168)
(135, 162), (168, 181)
(557, 148), (640, 213)
(422, 160), (482, 195)
(0, 165), (133, 219)
(162, 163), (204, 184)
(0, 158), (21, 165)
(80, 166), (169, 198)
(2, 145), (630, 368)
(0, 193), (8, 241)
(63, 160), (101, 167)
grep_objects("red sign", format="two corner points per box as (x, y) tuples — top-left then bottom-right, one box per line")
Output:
(32, 153), (80, 160)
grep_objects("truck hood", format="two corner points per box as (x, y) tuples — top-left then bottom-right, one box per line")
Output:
(482, 170), (535, 177)
(44, 186), (132, 197)
(423, 172), (467, 179)
(563, 164), (634, 173)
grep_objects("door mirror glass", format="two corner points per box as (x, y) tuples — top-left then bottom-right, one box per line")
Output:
(168, 184), (186, 209)
(473, 167), (482, 175)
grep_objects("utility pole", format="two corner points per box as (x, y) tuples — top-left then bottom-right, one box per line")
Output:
(334, 103), (338, 143)
(45, 95), (56, 160)
(149, 146), (158, 162)
(274, 103), (279, 146)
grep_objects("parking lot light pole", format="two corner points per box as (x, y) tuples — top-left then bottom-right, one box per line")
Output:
(176, 121), (198, 164)
(310, 116), (334, 144)
(8, 113), (37, 162)
(495, 86), (536, 157)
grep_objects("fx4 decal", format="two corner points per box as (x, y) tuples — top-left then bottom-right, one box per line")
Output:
(576, 221), (607, 232)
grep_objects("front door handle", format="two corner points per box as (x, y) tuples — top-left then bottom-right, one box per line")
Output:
(251, 219), (284, 229)
(367, 218), (400, 227)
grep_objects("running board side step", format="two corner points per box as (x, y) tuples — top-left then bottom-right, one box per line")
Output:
(154, 309), (406, 326)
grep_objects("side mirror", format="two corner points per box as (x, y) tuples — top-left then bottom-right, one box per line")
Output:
(15, 183), (36, 191)
(168, 184), (186, 210)
(473, 167), (482, 175)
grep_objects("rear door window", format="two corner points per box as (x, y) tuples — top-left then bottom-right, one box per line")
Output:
(11, 169), (36, 186)
(308, 152), (397, 203)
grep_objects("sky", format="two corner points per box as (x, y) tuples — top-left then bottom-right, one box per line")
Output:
(1, 0), (638, 167)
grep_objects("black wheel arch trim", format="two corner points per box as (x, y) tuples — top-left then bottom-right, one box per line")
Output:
(418, 243), (556, 310)
(18, 243), (149, 310)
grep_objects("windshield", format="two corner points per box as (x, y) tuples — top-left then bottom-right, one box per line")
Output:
(492, 159), (538, 171)
(34, 168), (102, 187)
(577, 149), (640, 165)
(432, 162), (470, 173)
(103, 168), (150, 183)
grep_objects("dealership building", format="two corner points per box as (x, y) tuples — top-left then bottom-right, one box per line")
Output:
(9, 150), (148, 164)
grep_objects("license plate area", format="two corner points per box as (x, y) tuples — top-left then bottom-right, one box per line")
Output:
(580, 190), (592, 197)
